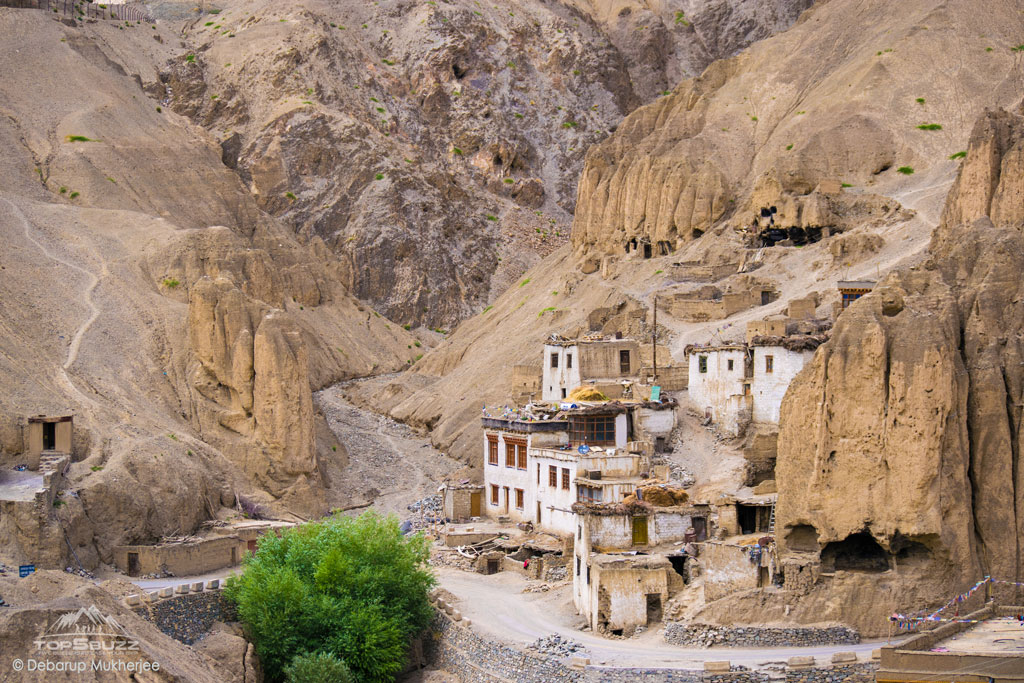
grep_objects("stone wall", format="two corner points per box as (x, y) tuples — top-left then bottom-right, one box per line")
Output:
(663, 623), (859, 648)
(425, 609), (584, 683)
(426, 595), (874, 683)
(125, 579), (236, 645)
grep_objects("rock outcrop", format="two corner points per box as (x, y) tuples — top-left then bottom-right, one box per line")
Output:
(163, 0), (813, 327)
(571, 0), (1024, 260)
(776, 108), (1024, 629)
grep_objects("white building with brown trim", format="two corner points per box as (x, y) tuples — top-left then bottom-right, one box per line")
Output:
(481, 401), (677, 536)
(542, 338), (640, 402)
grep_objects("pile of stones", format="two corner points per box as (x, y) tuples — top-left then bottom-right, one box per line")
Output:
(65, 566), (95, 579)
(545, 565), (568, 582)
(407, 494), (442, 515)
(526, 633), (587, 657)
(669, 463), (696, 487)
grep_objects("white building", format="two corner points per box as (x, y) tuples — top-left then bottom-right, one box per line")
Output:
(481, 402), (676, 536)
(542, 338), (640, 402)
(685, 338), (822, 436)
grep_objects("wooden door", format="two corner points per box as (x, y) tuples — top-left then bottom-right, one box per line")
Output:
(470, 492), (482, 517)
(632, 516), (648, 545)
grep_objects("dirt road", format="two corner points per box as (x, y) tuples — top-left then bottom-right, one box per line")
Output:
(435, 567), (890, 670)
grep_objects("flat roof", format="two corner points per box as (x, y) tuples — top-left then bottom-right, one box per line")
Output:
(936, 616), (1024, 654)
(837, 280), (876, 289)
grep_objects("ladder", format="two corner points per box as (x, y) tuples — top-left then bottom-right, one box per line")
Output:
(768, 501), (776, 534)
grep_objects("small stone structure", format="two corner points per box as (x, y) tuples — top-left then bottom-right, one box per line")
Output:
(442, 483), (485, 522)
(113, 520), (292, 577)
(24, 414), (73, 470)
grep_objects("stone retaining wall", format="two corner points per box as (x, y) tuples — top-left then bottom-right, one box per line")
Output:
(425, 594), (877, 683)
(124, 579), (236, 645)
(663, 623), (860, 648)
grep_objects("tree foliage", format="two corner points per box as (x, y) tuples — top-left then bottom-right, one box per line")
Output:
(284, 652), (354, 683)
(224, 511), (435, 682)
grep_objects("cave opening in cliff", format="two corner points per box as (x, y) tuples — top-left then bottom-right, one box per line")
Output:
(643, 242), (652, 259)
(692, 228), (704, 239)
(759, 226), (824, 247)
(452, 62), (468, 79)
(785, 524), (820, 552)
(821, 532), (889, 572)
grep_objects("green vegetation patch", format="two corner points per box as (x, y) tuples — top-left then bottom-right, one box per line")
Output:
(225, 512), (434, 682)
(917, 123), (942, 130)
(897, 166), (915, 175)
(65, 135), (94, 143)
(949, 150), (967, 160)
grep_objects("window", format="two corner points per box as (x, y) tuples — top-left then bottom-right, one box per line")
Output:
(487, 436), (498, 466)
(515, 488), (524, 509)
(727, 359), (734, 371)
(569, 415), (616, 446)
(586, 566), (591, 584)
(765, 355), (774, 374)
(578, 525), (582, 540)
(490, 485), (499, 505)
(566, 353), (573, 369)
(536, 463), (540, 485)
(576, 556), (580, 576)
(516, 442), (527, 470)
(550, 352), (559, 368)
(619, 349), (631, 374)
(561, 388), (567, 399)
(505, 441), (516, 468)
(561, 467), (570, 490)
(549, 465), (558, 487)
(698, 355), (707, 373)
(577, 485), (603, 503)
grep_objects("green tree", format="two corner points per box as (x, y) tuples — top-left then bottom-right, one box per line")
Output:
(284, 652), (354, 683)
(225, 512), (435, 682)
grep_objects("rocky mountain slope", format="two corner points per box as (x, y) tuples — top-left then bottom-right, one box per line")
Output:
(0, 7), (418, 569)
(352, 0), (1024, 472)
(164, 0), (813, 327)
(0, 0), (813, 570)
(774, 106), (1024, 627)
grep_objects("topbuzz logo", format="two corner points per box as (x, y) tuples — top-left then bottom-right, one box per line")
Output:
(34, 605), (140, 654)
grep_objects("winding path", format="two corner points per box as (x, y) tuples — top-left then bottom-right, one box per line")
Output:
(2, 197), (101, 372)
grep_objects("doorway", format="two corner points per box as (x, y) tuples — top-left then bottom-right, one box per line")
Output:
(536, 501), (542, 524)
(692, 517), (707, 542)
(42, 422), (55, 451)
(645, 594), (662, 624)
(486, 559), (500, 575)
(247, 540), (257, 555)
(470, 492), (482, 517)
(127, 552), (140, 577)
(631, 516), (648, 545)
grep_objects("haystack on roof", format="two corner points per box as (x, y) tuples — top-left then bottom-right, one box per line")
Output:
(568, 385), (610, 401)
(622, 484), (689, 507)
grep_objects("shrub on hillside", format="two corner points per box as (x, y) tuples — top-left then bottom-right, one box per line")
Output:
(284, 652), (354, 683)
(224, 511), (434, 682)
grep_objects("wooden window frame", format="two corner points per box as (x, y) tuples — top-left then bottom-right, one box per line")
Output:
(561, 467), (570, 491)
(515, 488), (524, 510)
(550, 352), (559, 369)
(569, 415), (616, 446)
(490, 485), (499, 505)
(619, 349), (631, 374)
(566, 353), (573, 369)
(765, 355), (774, 374)
(549, 465), (558, 487)
(487, 435), (498, 466)
(698, 355), (708, 373)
